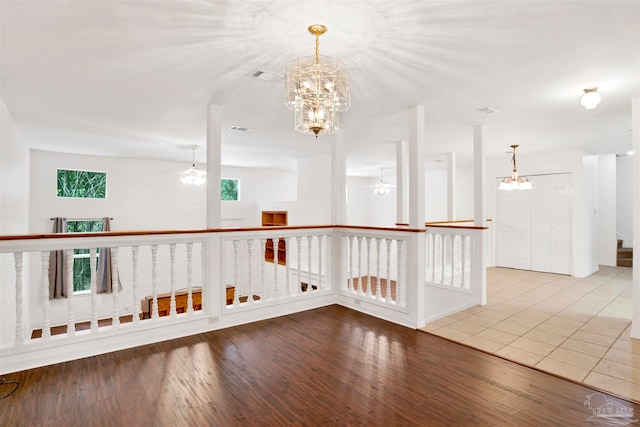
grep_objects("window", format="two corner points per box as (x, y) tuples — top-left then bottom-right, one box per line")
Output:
(57, 169), (107, 198)
(221, 178), (239, 201)
(67, 220), (104, 293)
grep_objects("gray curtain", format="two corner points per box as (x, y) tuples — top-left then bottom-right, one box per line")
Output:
(48, 217), (67, 299)
(96, 217), (122, 293)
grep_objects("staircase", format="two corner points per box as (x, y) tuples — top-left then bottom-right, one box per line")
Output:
(617, 239), (633, 267)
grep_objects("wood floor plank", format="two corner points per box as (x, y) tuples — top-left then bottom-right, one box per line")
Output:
(1, 305), (637, 426)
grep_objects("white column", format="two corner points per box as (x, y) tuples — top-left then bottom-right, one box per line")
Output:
(408, 106), (426, 229)
(446, 152), (456, 221)
(331, 131), (346, 224)
(631, 97), (640, 339)
(473, 125), (487, 306)
(408, 106), (426, 326)
(396, 140), (409, 225)
(206, 104), (222, 229)
(473, 125), (486, 226)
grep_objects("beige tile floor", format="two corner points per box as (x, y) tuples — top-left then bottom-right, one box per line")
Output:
(420, 266), (640, 403)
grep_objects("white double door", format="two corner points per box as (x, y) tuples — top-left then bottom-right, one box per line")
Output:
(496, 173), (571, 275)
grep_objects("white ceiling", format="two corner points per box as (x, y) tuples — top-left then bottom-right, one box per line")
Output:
(2, 0), (638, 177)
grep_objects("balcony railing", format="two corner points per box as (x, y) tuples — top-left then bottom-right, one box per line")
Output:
(0, 224), (486, 374)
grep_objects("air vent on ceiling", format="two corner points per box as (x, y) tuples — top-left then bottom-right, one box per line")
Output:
(250, 69), (283, 83)
(228, 126), (253, 132)
(477, 107), (498, 114)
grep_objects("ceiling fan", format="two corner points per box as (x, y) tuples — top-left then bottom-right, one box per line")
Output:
(179, 145), (207, 186)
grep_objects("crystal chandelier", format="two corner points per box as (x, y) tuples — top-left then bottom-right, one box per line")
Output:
(180, 146), (207, 186)
(285, 24), (350, 138)
(498, 145), (532, 191)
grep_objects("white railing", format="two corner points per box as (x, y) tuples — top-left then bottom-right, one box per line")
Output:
(424, 224), (487, 322)
(0, 224), (485, 374)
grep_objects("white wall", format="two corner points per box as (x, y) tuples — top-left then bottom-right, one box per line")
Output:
(617, 155), (634, 248)
(1, 98), (30, 346)
(1, 99), (29, 234)
(294, 155), (332, 225)
(598, 155), (617, 266)
(580, 155), (599, 274)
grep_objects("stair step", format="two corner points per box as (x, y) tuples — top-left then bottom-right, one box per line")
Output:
(617, 259), (633, 267)
(618, 239), (623, 249)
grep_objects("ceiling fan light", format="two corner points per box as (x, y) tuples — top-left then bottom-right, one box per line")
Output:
(580, 88), (601, 109)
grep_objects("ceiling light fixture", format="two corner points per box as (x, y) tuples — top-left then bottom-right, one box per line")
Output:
(284, 24), (350, 138)
(580, 87), (601, 109)
(498, 145), (532, 191)
(180, 145), (207, 186)
(373, 168), (391, 196)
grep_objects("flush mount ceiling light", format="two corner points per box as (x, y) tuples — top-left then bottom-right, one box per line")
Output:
(284, 24), (350, 138)
(180, 145), (207, 186)
(580, 87), (602, 109)
(498, 145), (532, 191)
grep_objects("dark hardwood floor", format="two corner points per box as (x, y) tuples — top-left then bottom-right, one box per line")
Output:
(1, 305), (637, 426)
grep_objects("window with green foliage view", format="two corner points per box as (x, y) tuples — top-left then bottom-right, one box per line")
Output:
(57, 169), (107, 198)
(221, 178), (239, 201)
(67, 220), (105, 293)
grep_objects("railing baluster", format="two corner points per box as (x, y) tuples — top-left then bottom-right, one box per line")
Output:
(307, 235), (313, 292)
(40, 251), (51, 340)
(90, 249), (98, 331)
(385, 239), (392, 303)
(14, 252), (24, 346)
(169, 244), (177, 318)
(247, 239), (254, 304)
(296, 236), (302, 295)
(318, 235), (323, 291)
(65, 249), (75, 337)
(348, 235), (354, 292)
(186, 242), (194, 313)
(430, 233), (436, 282)
(132, 246), (140, 323)
(111, 247), (120, 328)
(357, 236), (363, 296)
(285, 237), (291, 296)
(462, 235), (468, 289)
(440, 234), (446, 284)
(260, 238), (267, 300)
(151, 245), (159, 319)
(233, 240), (240, 305)
(396, 239), (403, 306)
(375, 238), (382, 301)
(450, 235), (456, 286)
(273, 238), (279, 297)
(365, 237), (372, 297)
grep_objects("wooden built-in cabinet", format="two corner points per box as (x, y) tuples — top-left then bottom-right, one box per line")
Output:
(262, 211), (288, 265)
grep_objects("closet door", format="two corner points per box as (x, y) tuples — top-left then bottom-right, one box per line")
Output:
(531, 174), (571, 274)
(496, 181), (532, 270)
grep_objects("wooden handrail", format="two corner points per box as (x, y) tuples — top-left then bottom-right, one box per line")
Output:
(0, 224), (426, 241)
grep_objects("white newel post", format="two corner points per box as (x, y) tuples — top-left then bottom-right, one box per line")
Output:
(186, 242), (194, 313)
(473, 125), (488, 305)
(631, 97), (639, 340)
(408, 106), (426, 326)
